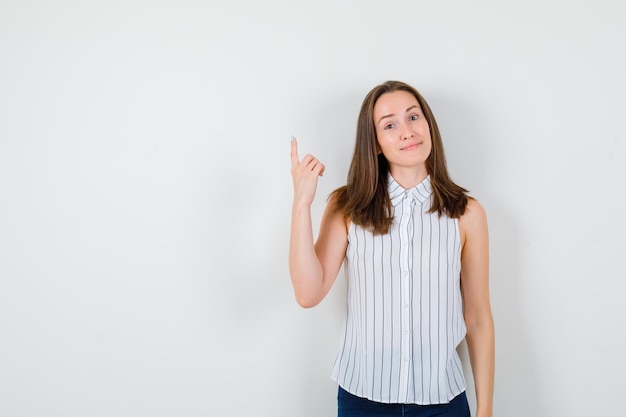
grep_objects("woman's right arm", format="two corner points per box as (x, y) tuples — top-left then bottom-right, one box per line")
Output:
(289, 138), (348, 308)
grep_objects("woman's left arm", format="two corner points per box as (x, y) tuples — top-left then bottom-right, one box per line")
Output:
(459, 199), (495, 417)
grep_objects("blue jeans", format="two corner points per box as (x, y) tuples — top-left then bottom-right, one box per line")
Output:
(337, 386), (471, 417)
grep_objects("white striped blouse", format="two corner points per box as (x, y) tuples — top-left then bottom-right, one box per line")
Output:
(331, 175), (467, 405)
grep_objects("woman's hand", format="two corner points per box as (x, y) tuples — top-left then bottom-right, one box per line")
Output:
(290, 137), (325, 208)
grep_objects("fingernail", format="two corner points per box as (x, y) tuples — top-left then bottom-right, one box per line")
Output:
(290, 134), (295, 141)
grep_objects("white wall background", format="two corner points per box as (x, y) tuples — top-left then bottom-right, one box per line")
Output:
(1, 1), (624, 416)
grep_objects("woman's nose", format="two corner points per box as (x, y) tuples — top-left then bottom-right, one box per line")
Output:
(401, 125), (414, 140)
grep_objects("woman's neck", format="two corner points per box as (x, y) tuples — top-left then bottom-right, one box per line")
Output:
(389, 166), (428, 190)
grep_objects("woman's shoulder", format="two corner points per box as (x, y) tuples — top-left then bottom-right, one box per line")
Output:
(324, 190), (351, 234)
(327, 188), (344, 211)
(462, 197), (486, 218)
(458, 197), (488, 244)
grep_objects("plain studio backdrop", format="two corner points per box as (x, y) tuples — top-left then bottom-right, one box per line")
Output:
(1, 1), (625, 416)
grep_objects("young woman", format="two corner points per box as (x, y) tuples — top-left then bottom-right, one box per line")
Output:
(289, 81), (494, 417)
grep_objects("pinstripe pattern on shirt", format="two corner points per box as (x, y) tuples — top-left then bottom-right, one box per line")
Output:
(331, 175), (467, 405)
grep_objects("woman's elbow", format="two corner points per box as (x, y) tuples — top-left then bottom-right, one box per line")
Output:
(295, 292), (322, 309)
(465, 313), (494, 336)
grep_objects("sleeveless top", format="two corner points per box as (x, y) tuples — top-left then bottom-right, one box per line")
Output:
(331, 175), (467, 405)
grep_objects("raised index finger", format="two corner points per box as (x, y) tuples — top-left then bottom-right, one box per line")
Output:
(290, 136), (300, 167)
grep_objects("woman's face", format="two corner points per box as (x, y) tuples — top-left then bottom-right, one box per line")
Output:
(373, 90), (432, 177)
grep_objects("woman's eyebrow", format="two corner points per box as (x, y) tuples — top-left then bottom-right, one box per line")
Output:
(377, 106), (421, 124)
(377, 113), (396, 124)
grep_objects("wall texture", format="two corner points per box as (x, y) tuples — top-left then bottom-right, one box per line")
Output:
(1, 1), (624, 416)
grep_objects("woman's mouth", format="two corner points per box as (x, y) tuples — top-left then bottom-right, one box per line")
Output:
(401, 142), (420, 151)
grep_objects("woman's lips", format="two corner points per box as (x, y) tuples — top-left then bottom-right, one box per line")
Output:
(401, 142), (421, 151)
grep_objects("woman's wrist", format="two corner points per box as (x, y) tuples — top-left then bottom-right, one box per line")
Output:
(476, 405), (493, 417)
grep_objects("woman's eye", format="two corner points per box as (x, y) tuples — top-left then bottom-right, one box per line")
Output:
(409, 114), (419, 121)
(384, 123), (395, 130)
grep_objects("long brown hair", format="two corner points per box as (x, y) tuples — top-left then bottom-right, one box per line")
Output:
(332, 80), (468, 234)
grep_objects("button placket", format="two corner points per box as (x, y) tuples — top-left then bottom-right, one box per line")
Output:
(398, 192), (414, 400)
